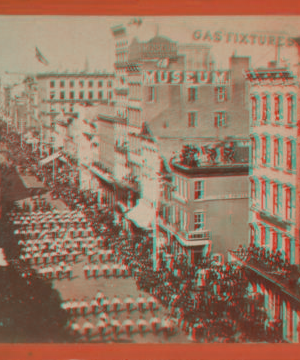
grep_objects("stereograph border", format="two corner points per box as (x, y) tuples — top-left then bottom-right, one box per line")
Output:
(1, 0), (300, 359)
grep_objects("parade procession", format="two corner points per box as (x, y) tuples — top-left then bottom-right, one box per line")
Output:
(0, 15), (300, 343)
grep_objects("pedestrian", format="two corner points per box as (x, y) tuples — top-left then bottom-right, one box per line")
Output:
(83, 263), (90, 279)
(137, 316), (149, 336)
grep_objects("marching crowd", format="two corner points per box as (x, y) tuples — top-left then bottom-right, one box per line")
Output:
(0, 121), (277, 342)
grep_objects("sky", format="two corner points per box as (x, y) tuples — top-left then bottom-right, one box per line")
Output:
(0, 16), (300, 84)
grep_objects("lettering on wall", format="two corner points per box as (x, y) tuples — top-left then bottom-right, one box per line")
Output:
(193, 30), (296, 47)
(143, 70), (230, 85)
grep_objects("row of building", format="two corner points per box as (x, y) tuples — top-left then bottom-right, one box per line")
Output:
(2, 23), (300, 342)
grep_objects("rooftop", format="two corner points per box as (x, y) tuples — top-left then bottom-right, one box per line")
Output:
(244, 68), (296, 82)
(36, 72), (115, 79)
(171, 159), (249, 177)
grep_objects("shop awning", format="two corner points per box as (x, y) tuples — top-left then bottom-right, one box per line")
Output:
(126, 199), (155, 230)
(39, 151), (62, 166)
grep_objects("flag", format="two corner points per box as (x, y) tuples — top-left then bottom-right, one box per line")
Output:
(128, 18), (142, 27)
(35, 47), (49, 66)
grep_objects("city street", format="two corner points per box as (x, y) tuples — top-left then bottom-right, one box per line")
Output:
(0, 151), (188, 343)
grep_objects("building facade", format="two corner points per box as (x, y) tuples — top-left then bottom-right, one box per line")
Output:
(35, 72), (115, 155)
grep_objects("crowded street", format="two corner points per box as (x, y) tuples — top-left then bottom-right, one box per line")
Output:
(0, 121), (270, 343)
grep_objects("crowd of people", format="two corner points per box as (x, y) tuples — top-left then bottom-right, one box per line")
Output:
(234, 245), (293, 277)
(0, 121), (281, 343)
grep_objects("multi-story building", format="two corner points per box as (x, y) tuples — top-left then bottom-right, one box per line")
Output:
(35, 71), (115, 155)
(108, 24), (251, 265)
(230, 64), (300, 342)
(163, 141), (249, 264)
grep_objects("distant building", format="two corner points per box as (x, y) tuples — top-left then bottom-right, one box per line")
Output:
(35, 72), (115, 155)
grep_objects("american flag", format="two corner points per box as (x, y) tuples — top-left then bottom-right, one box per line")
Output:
(35, 47), (49, 66)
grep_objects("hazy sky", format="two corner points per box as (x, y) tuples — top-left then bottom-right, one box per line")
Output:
(1, 16), (300, 84)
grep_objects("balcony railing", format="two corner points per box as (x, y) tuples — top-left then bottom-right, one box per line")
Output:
(158, 218), (211, 242)
(188, 229), (211, 241)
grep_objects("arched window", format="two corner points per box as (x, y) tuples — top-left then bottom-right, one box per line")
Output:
(287, 94), (296, 124)
(261, 136), (267, 164)
(261, 95), (270, 122)
(261, 179), (266, 210)
(274, 94), (283, 122)
(251, 96), (259, 123)
(286, 139), (296, 171)
(273, 182), (278, 215)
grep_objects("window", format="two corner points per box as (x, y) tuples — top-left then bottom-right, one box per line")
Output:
(108, 91), (113, 100)
(79, 80), (84, 88)
(261, 180), (266, 210)
(250, 225), (256, 246)
(274, 94), (283, 122)
(272, 231), (278, 253)
(50, 80), (55, 88)
(286, 140), (292, 170)
(251, 180), (256, 200)
(262, 96), (267, 122)
(273, 183), (278, 215)
(215, 86), (226, 102)
(194, 212), (204, 231)
(107, 80), (113, 88)
(260, 226), (265, 246)
(70, 91), (75, 99)
(70, 80), (75, 88)
(50, 91), (55, 100)
(60, 91), (65, 100)
(273, 138), (279, 167)
(251, 96), (258, 122)
(188, 112), (197, 127)
(88, 80), (94, 88)
(214, 112), (226, 127)
(98, 81), (103, 88)
(261, 136), (267, 164)
(286, 187), (291, 220)
(60, 80), (65, 88)
(147, 86), (156, 102)
(88, 91), (93, 99)
(98, 91), (103, 100)
(194, 180), (204, 200)
(252, 137), (257, 166)
(79, 91), (84, 99)
(188, 87), (197, 102)
(287, 95), (295, 124)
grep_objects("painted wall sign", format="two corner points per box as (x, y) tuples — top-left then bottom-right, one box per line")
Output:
(193, 30), (296, 47)
(143, 70), (230, 85)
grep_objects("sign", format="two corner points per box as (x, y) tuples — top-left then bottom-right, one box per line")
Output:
(143, 70), (230, 85)
(193, 30), (296, 47)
